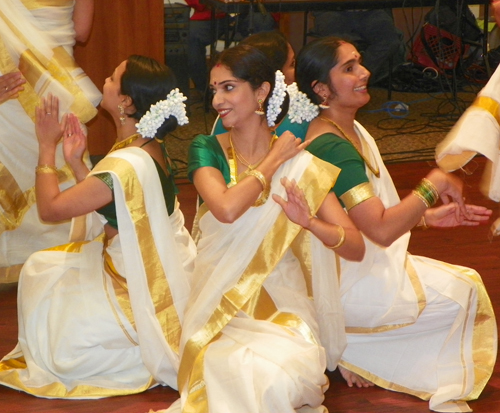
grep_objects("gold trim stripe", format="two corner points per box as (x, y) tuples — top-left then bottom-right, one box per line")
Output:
(0, 356), (155, 397)
(340, 182), (375, 211)
(92, 157), (182, 353)
(21, 0), (73, 9)
(472, 96), (500, 125)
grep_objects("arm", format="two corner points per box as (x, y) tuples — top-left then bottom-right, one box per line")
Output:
(272, 178), (365, 261)
(73, 0), (94, 43)
(35, 96), (111, 221)
(193, 131), (309, 223)
(347, 168), (467, 247)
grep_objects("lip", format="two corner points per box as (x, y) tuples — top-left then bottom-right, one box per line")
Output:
(354, 85), (367, 92)
(218, 109), (231, 118)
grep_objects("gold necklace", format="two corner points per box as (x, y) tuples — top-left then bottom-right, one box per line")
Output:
(320, 116), (380, 177)
(228, 129), (276, 170)
(109, 133), (141, 153)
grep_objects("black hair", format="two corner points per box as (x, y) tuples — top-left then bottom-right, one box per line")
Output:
(296, 37), (346, 104)
(240, 30), (290, 73)
(120, 55), (180, 140)
(213, 44), (289, 125)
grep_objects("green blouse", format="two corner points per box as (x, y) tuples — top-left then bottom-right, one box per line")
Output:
(188, 134), (231, 184)
(306, 133), (370, 208)
(212, 114), (310, 141)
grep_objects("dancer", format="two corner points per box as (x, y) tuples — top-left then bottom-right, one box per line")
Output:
(0, 55), (195, 398)
(164, 44), (364, 413)
(296, 36), (497, 412)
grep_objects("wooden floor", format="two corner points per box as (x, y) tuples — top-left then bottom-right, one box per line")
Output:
(0, 157), (499, 413)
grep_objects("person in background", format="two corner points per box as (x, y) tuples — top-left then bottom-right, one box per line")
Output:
(296, 36), (496, 412)
(312, 9), (406, 85)
(211, 30), (313, 140)
(186, 0), (277, 100)
(163, 43), (364, 413)
(0, 0), (102, 283)
(0, 55), (196, 398)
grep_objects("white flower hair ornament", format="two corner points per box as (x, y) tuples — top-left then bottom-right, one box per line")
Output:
(266, 70), (287, 127)
(135, 88), (189, 138)
(287, 82), (319, 124)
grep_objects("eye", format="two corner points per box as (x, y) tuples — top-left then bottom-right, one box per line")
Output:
(225, 84), (234, 91)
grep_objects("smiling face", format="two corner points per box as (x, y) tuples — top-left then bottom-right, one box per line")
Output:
(325, 42), (371, 111)
(101, 60), (128, 117)
(210, 64), (267, 129)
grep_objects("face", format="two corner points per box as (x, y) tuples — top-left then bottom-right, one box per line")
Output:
(325, 43), (371, 110)
(101, 60), (127, 115)
(282, 43), (295, 85)
(210, 64), (265, 129)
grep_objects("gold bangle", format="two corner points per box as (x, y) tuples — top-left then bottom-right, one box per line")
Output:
(324, 224), (346, 249)
(421, 178), (439, 201)
(35, 165), (58, 175)
(246, 169), (267, 190)
(412, 189), (431, 208)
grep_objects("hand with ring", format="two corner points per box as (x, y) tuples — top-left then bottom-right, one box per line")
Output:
(0, 72), (26, 105)
(35, 93), (65, 149)
(63, 113), (89, 178)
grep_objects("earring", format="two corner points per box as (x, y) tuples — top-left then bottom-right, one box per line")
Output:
(319, 95), (329, 109)
(255, 99), (265, 116)
(118, 104), (126, 125)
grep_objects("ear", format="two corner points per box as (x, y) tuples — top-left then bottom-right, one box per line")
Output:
(312, 81), (327, 98)
(256, 81), (271, 101)
(120, 95), (136, 114)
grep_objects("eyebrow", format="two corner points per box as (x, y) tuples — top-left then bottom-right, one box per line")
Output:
(340, 58), (357, 68)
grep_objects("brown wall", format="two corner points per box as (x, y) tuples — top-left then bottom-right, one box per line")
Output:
(74, 0), (165, 155)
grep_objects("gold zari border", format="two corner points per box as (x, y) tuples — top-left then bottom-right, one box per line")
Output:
(340, 182), (375, 211)
(92, 157), (182, 354)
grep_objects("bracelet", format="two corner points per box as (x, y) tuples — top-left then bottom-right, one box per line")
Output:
(413, 178), (439, 208)
(35, 164), (58, 175)
(246, 169), (270, 207)
(324, 224), (346, 249)
(246, 169), (267, 190)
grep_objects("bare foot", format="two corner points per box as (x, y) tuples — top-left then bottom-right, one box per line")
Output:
(339, 366), (375, 388)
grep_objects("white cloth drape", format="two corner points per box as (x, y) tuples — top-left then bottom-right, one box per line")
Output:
(0, 148), (196, 398)
(339, 122), (497, 412)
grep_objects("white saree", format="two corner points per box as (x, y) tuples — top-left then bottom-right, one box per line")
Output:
(0, 0), (102, 282)
(338, 122), (497, 412)
(0, 148), (196, 398)
(165, 151), (346, 413)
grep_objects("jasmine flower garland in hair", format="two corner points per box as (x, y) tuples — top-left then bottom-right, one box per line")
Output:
(135, 88), (189, 138)
(287, 82), (319, 124)
(267, 70), (287, 127)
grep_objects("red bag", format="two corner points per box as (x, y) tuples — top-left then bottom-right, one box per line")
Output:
(412, 22), (467, 72)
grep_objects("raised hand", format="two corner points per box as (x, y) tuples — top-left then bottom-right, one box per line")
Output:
(35, 94), (64, 148)
(63, 113), (90, 181)
(269, 131), (310, 164)
(0, 72), (26, 104)
(425, 203), (492, 228)
(272, 177), (312, 228)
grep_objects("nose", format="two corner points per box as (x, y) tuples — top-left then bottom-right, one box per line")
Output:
(211, 89), (222, 108)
